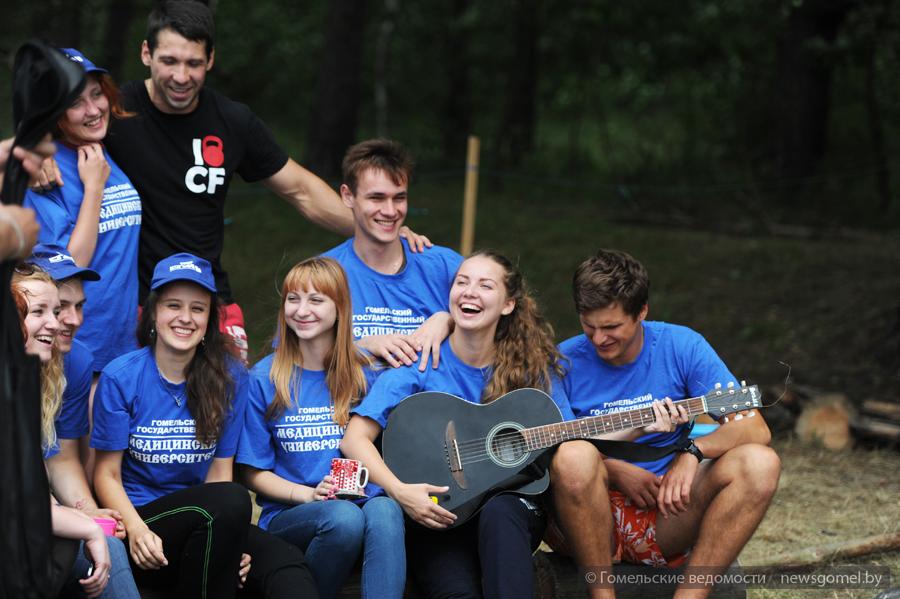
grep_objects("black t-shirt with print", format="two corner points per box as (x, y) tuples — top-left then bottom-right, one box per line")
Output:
(105, 81), (288, 303)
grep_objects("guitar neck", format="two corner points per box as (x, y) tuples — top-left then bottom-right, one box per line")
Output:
(522, 396), (707, 450)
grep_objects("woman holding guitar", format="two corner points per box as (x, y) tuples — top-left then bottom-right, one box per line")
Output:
(342, 250), (685, 598)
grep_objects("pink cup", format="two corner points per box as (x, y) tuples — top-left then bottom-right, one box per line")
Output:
(94, 517), (117, 536)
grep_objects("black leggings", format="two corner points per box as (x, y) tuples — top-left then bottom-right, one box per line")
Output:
(130, 482), (317, 599)
(406, 494), (546, 599)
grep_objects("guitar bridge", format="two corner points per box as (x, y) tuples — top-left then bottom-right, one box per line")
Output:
(444, 420), (468, 489)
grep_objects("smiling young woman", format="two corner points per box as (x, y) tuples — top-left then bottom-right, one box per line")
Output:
(236, 257), (405, 599)
(90, 253), (317, 599)
(12, 265), (64, 450)
(11, 265), (141, 599)
(24, 47), (142, 375)
(340, 250), (575, 599)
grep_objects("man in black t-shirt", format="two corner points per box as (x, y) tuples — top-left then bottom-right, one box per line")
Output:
(40, 1), (428, 362)
(102, 1), (354, 361)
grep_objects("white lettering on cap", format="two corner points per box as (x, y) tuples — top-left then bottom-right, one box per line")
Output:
(169, 261), (202, 274)
(48, 254), (75, 264)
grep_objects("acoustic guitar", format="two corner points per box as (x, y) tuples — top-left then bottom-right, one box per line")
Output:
(382, 382), (761, 528)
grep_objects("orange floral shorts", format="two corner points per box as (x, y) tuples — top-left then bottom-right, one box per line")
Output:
(609, 490), (688, 568)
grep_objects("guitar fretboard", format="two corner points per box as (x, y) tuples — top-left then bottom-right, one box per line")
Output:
(521, 397), (707, 450)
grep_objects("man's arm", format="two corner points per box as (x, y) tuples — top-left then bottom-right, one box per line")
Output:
(692, 408), (771, 458)
(0, 204), (39, 260)
(262, 158), (434, 251)
(262, 158), (354, 236)
(657, 409), (770, 516)
(47, 439), (98, 511)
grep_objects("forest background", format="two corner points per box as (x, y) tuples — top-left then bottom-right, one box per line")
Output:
(2, 3), (900, 594)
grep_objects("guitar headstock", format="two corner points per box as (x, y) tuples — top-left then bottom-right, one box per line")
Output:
(702, 382), (761, 420)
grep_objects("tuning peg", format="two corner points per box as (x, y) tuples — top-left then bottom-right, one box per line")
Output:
(727, 382), (735, 389)
(715, 383), (722, 389)
(741, 380), (746, 387)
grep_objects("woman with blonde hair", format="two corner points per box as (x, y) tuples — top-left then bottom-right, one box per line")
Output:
(12, 264), (139, 598)
(237, 256), (405, 599)
(12, 265), (67, 454)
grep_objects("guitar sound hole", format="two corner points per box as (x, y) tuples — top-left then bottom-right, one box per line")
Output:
(488, 425), (528, 467)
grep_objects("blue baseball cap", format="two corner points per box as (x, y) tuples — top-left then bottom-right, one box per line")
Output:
(58, 48), (108, 75)
(151, 253), (217, 293)
(28, 244), (100, 282)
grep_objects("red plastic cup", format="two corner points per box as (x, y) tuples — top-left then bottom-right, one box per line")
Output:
(94, 517), (117, 536)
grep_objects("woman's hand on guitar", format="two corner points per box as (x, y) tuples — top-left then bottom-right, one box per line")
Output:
(643, 398), (689, 434)
(394, 482), (456, 529)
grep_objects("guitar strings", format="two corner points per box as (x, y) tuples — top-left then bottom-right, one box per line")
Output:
(448, 416), (660, 464)
(442, 392), (754, 465)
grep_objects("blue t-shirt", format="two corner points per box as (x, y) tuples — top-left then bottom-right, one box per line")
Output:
(353, 338), (575, 429)
(45, 339), (95, 460)
(236, 353), (382, 529)
(559, 321), (736, 475)
(91, 347), (247, 507)
(24, 142), (141, 371)
(322, 238), (462, 339)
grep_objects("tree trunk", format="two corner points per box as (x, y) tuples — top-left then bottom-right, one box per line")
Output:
(97, 0), (138, 80)
(30, 0), (83, 49)
(305, 0), (368, 181)
(441, 0), (471, 159)
(498, 0), (540, 167)
(772, 0), (857, 183)
(374, 0), (398, 137)
(865, 42), (891, 212)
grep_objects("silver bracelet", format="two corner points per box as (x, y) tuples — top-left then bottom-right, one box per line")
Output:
(0, 209), (25, 258)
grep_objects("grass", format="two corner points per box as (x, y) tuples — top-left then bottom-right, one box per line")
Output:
(742, 437), (900, 598)
(222, 173), (900, 596)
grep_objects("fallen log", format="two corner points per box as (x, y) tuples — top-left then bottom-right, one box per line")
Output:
(851, 415), (900, 443)
(861, 400), (900, 423)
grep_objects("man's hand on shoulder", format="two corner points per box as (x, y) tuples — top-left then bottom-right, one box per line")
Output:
(399, 225), (432, 253)
(357, 334), (421, 368)
(409, 312), (452, 371)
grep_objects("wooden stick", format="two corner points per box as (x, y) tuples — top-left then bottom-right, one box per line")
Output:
(852, 415), (900, 441)
(460, 135), (480, 256)
(745, 531), (900, 568)
(861, 400), (900, 422)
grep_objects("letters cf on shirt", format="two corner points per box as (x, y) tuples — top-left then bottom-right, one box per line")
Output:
(185, 135), (226, 194)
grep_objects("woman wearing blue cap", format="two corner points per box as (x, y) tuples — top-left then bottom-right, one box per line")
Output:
(24, 48), (142, 374)
(91, 253), (318, 599)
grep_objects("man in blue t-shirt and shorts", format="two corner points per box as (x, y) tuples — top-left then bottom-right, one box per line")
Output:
(323, 139), (463, 370)
(549, 249), (780, 599)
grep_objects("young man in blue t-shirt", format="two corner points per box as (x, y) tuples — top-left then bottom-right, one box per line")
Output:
(550, 249), (780, 599)
(323, 139), (463, 370)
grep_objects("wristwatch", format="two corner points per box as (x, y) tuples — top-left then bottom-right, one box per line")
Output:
(680, 439), (704, 463)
